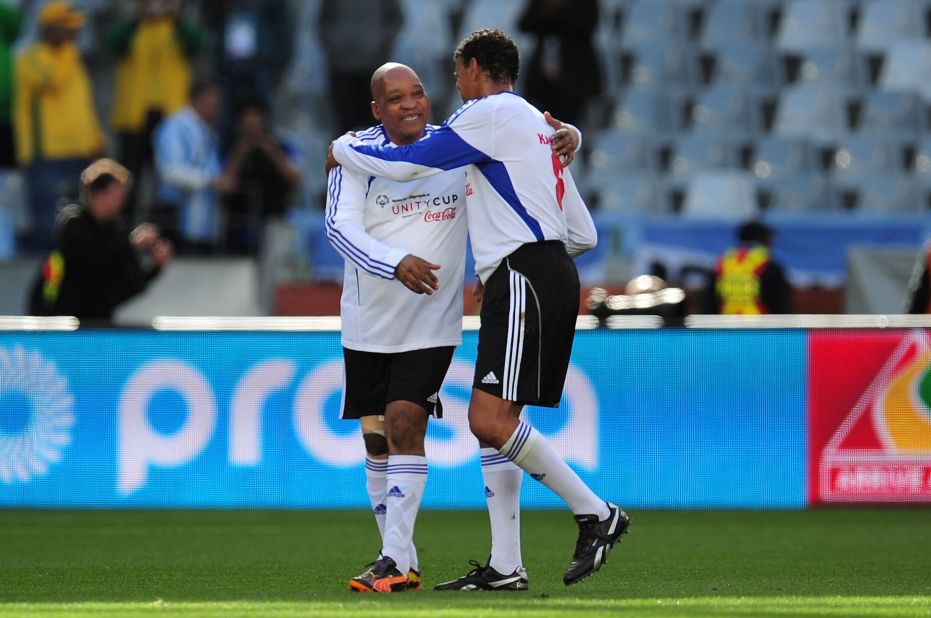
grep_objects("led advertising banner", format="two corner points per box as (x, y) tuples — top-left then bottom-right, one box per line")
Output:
(0, 330), (807, 509)
(810, 330), (931, 503)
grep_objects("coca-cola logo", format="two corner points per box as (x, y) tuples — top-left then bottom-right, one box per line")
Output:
(424, 208), (457, 222)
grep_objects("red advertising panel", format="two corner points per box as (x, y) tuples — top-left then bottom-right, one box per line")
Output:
(810, 330), (931, 503)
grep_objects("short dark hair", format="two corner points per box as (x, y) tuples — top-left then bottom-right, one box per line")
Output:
(454, 28), (519, 84)
(738, 221), (773, 244)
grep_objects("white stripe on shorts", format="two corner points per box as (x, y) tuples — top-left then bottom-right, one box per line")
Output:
(503, 269), (526, 400)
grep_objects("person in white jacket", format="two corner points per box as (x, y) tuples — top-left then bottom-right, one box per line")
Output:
(330, 30), (626, 590)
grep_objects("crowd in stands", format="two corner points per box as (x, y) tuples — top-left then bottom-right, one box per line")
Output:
(1, 0), (931, 316)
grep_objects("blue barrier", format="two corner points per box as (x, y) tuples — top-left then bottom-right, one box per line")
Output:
(0, 329), (807, 509)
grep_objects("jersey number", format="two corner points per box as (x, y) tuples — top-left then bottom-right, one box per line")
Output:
(551, 151), (565, 211)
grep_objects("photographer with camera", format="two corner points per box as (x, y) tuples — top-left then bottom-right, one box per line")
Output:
(28, 158), (173, 324)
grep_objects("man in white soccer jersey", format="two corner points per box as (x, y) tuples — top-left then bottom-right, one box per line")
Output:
(326, 61), (581, 593)
(330, 29), (630, 589)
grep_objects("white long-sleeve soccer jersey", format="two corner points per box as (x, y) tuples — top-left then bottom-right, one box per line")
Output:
(326, 124), (468, 353)
(332, 91), (597, 283)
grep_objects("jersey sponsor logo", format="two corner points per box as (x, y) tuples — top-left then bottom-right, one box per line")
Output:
(424, 208), (457, 223)
(390, 193), (460, 218)
(481, 371), (500, 385)
(0, 346), (75, 485)
(814, 331), (931, 502)
(537, 133), (552, 145)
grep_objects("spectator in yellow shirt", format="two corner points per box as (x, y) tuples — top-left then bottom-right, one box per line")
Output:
(108, 0), (203, 220)
(14, 1), (104, 252)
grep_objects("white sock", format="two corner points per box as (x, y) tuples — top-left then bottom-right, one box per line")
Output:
(364, 455), (388, 540)
(481, 447), (523, 575)
(500, 421), (609, 521)
(381, 455), (428, 574)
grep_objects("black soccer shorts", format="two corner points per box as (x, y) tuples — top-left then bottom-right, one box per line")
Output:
(340, 346), (455, 419)
(473, 240), (579, 407)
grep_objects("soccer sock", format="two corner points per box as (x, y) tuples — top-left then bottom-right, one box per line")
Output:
(364, 455), (388, 541)
(481, 447), (523, 575)
(500, 421), (610, 521)
(381, 455), (428, 575)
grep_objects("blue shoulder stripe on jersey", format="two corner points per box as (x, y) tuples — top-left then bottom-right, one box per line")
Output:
(324, 167), (395, 279)
(476, 160), (544, 241)
(350, 125), (544, 240)
(349, 124), (487, 170)
(444, 98), (480, 127)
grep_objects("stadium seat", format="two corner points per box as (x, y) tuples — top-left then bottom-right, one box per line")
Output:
(595, 0), (627, 96)
(751, 137), (833, 212)
(857, 0), (927, 54)
(857, 90), (925, 137)
(588, 131), (658, 173)
(879, 39), (931, 100)
(669, 134), (739, 176)
(773, 83), (849, 146)
(689, 83), (762, 139)
(701, 0), (769, 48)
(624, 43), (700, 92)
(795, 47), (869, 94)
(751, 136), (821, 178)
(458, 0), (531, 53)
(758, 172), (835, 212)
(776, 0), (855, 52)
(620, 0), (692, 46)
(707, 40), (785, 95)
(830, 134), (907, 180)
(591, 173), (670, 214)
(847, 174), (920, 213)
(611, 87), (683, 138)
(681, 171), (758, 219)
(831, 135), (918, 212)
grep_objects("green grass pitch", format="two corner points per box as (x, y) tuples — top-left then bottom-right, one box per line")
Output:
(1, 509), (929, 617)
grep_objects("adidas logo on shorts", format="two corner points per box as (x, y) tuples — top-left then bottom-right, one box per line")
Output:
(427, 393), (438, 404)
(481, 371), (500, 385)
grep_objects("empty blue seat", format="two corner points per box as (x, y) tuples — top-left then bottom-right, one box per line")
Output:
(689, 83), (762, 138)
(682, 171), (758, 219)
(773, 83), (849, 146)
(593, 173), (670, 214)
(776, 0), (854, 52)
(751, 136), (820, 177)
(588, 131), (658, 172)
(795, 47), (869, 94)
(857, 90), (925, 137)
(701, 0), (769, 47)
(621, 0), (692, 46)
(611, 87), (682, 138)
(879, 39), (931, 100)
(707, 40), (785, 95)
(625, 43), (700, 92)
(857, 0), (926, 54)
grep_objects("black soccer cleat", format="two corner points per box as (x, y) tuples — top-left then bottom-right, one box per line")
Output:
(434, 559), (529, 591)
(563, 502), (630, 586)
